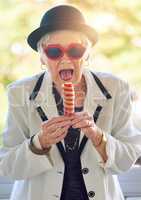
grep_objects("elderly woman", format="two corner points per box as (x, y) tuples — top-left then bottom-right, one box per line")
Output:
(0, 4), (141, 200)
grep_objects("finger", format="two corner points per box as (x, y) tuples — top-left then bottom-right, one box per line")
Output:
(53, 126), (69, 143)
(71, 115), (92, 126)
(42, 115), (72, 128)
(72, 120), (93, 129)
(52, 131), (68, 144)
(72, 112), (92, 121)
(72, 111), (88, 117)
(49, 121), (71, 133)
(56, 128), (68, 139)
(43, 126), (68, 146)
(42, 119), (71, 133)
(53, 120), (72, 129)
(51, 125), (70, 139)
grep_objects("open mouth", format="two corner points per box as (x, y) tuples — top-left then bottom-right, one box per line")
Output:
(59, 69), (74, 81)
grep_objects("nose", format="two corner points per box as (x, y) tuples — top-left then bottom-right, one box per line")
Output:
(61, 52), (70, 60)
(59, 53), (72, 65)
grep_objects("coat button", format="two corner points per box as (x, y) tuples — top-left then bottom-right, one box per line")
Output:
(53, 194), (59, 198)
(57, 171), (63, 174)
(82, 167), (89, 174)
(88, 191), (95, 198)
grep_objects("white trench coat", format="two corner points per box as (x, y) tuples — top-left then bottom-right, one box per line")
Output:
(0, 68), (141, 200)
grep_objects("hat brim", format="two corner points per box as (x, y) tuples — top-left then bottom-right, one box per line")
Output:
(27, 23), (98, 51)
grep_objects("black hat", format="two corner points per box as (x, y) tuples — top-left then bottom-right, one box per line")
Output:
(27, 5), (98, 51)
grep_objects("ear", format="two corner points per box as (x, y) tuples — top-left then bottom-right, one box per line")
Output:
(85, 54), (89, 61)
(40, 57), (45, 65)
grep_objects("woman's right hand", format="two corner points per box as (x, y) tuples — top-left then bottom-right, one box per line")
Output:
(38, 116), (72, 149)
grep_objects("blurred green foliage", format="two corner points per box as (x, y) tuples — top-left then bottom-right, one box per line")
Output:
(0, 0), (141, 144)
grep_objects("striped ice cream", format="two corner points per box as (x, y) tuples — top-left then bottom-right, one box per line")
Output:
(62, 82), (75, 116)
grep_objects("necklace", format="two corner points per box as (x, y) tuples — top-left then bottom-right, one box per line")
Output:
(65, 120), (81, 152)
(65, 136), (79, 152)
(52, 83), (82, 152)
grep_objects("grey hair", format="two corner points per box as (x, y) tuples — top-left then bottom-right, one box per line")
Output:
(37, 33), (50, 53)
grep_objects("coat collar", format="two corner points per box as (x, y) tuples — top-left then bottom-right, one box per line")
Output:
(33, 68), (110, 105)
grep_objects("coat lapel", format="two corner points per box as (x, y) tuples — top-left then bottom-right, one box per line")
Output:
(79, 69), (109, 143)
(32, 68), (111, 147)
(34, 71), (59, 119)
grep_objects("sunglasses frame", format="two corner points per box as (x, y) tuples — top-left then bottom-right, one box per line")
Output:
(43, 43), (86, 60)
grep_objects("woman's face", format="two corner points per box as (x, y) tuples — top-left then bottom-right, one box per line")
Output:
(40, 30), (90, 87)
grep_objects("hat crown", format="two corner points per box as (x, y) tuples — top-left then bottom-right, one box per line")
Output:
(40, 5), (85, 26)
(27, 5), (98, 51)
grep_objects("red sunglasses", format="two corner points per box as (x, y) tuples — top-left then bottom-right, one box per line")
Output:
(43, 43), (86, 60)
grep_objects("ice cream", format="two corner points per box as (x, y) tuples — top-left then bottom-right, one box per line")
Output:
(62, 82), (75, 116)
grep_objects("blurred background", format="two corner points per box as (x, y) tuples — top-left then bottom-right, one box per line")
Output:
(0, 0), (141, 145)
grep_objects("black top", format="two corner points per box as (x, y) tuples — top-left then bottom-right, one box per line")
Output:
(52, 84), (88, 200)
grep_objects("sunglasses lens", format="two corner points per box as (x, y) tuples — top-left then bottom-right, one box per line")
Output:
(45, 47), (62, 59)
(68, 46), (86, 59)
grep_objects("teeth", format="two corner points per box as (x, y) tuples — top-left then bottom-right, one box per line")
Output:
(59, 69), (73, 73)
(59, 69), (73, 81)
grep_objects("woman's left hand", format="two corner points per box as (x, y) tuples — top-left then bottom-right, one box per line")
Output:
(71, 112), (107, 161)
(71, 111), (99, 141)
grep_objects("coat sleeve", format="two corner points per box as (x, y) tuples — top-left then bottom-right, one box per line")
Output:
(97, 80), (141, 174)
(0, 85), (53, 180)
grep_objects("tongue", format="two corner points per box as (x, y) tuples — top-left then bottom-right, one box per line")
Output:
(60, 70), (73, 81)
